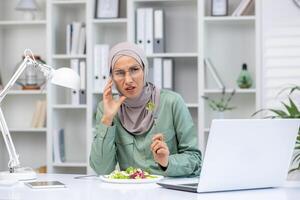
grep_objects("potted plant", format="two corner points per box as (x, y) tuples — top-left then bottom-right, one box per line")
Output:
(252, 86), (300, 178)
(202, 88), (236, 118)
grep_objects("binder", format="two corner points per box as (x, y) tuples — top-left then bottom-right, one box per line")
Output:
(93, 45), (102, 93)
(96, 0), (119, 18)
(232, 0), (253, 16)
(79, 60), (86, 104)
(93, 44), (109, 93)
(100, 45), (110, 92)
(78, 25), (86, 55)
(136, 8), (146, 50)
(58, 129), (66, 162)
(144, 8), (154, 55)
(163, 59), (173, 89)
(70, 22), (82, 55)
(66, 24), (72, 54)
(153, 58), (163, 88)
(70, 59), (80, 105)
(154, 9), (164, 53)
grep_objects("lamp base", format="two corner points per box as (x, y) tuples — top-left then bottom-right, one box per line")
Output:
(0, 167), (37, 181)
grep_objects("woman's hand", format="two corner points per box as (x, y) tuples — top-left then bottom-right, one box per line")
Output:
(101, 79), (127, 126)
(151, 133), (170, 168)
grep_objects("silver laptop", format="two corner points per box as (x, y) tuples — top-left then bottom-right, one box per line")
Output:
(157, 119), (300, 193)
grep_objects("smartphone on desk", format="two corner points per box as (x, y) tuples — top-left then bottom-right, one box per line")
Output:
(25, 181), (66, 189)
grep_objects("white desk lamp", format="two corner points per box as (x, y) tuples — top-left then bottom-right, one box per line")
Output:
(0, 49), (80, 182)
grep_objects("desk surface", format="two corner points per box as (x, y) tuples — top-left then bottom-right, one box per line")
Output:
(0, 174), (300, 200)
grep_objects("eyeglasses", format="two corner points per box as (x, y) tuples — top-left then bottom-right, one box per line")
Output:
(112, 65), (143, 80)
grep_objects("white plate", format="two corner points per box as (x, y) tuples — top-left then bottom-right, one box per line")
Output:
(99, 175), (164, 184)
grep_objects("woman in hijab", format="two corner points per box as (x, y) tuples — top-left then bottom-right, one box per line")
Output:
(89, 42), (201, 177)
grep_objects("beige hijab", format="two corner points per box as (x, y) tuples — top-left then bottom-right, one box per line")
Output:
(108, 42), (160, 135)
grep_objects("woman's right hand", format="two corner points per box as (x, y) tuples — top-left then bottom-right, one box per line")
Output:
(101, 79), (127, 126)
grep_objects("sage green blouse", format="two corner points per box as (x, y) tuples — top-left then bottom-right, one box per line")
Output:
(89, 89), (202, 177)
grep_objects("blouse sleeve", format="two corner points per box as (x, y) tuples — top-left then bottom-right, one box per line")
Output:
(89, 102), (117, 175)
(164, 94), (202, 177)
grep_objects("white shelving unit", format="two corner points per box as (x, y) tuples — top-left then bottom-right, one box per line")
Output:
(0, 0), (262, 174)
(199, 0), (261, 150)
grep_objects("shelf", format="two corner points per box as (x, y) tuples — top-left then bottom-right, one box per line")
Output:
(52, 105), (87, 109)
(9, 128), (47, 132)
(93, 18), (127, 24)
(203, 89), (256, 94)
(52, 162), (87, 167)
(0, 20), (47, 26)
(7, 90), (47, 95)
(52, 54), (86, 59)
(204, 16), (255, 24)
(52, 0), (86, 5)
(147, 53), (198, 58)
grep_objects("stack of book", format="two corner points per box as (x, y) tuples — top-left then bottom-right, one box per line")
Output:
(136, 8), (165, 55)
(66, 22), (86, 55)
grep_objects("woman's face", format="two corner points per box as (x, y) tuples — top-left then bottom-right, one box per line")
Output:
(112, 56), (144, 99)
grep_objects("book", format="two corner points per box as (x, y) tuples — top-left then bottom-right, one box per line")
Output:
(53, 128), (65, 163)
(36, 100), (47, 128)
(31, 100), (42, 128)
(204, 58), (225, 89)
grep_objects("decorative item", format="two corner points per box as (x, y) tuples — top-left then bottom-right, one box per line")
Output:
(0, 49), (80, 182)
(202, 88), (236, 118)
(252, 85), (300, 174)
(15, 55), (46, 90)
(293, 0), (300, 8)
(15, 0), (38, 20)
(236, 63), (252, 89)
(211, 0), (228, 16)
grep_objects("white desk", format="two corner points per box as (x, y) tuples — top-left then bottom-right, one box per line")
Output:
(0, 174), (300, 200)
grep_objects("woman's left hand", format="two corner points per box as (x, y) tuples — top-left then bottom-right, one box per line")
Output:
(151, 134), (170, 168)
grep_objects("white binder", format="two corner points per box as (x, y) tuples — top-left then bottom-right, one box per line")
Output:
(153, 58), (163, 88)
(96, 0), (119, 18)
(70, 22), (82, 55)
(100, 45), (109, 92)
(136, 8), (146, 50)
(79, 60), (86, 104)
(93, 45), (102, 93)
(70, 59), (80, 105)
(144, 8), (154, 55)
(163, 59), (173, 89)
(154, 9), (164, 53)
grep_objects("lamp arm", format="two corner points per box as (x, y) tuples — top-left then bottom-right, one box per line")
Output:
(0, 58), (29, 103)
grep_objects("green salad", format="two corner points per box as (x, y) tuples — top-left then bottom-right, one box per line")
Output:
(107, 167), (158, 179)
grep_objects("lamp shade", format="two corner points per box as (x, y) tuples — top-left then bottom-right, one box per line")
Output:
(15, 0), (38, 11)
(51, 68), (80, 90)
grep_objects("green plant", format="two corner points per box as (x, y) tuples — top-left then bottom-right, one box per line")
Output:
(252, 85), (300, 172)
(202, 88), (236, 112)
